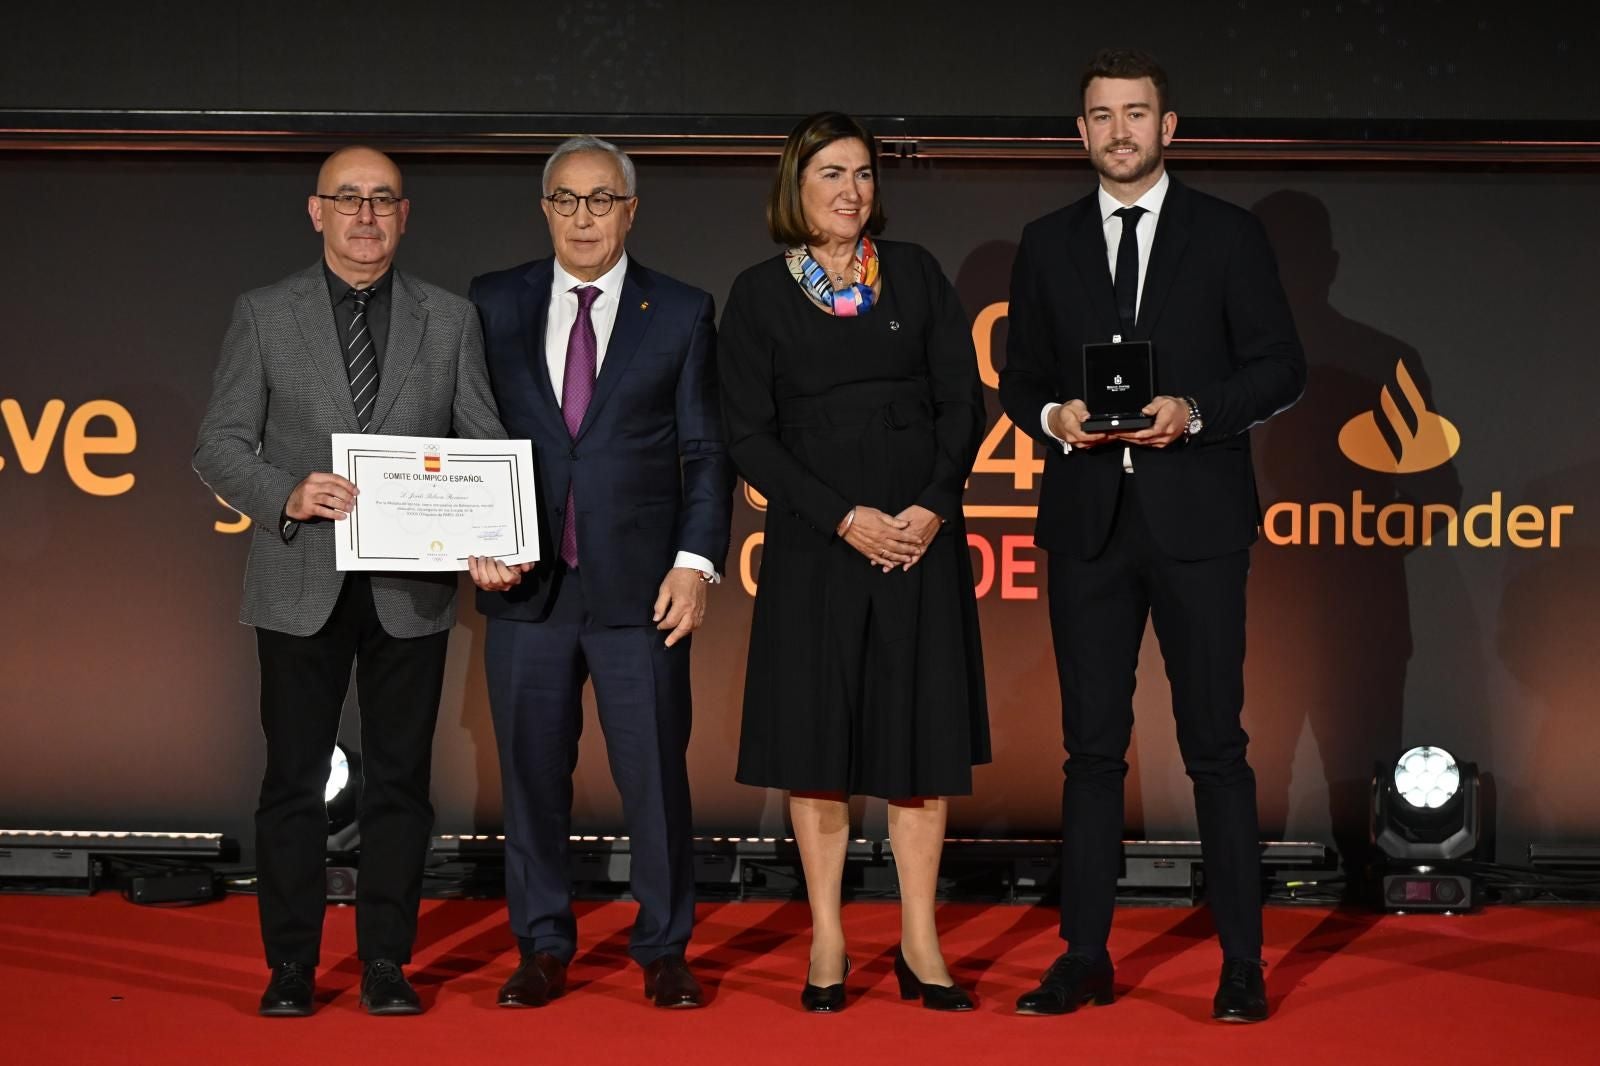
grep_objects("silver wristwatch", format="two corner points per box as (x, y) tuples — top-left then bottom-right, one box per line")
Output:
(1182, 396), (1203, 438)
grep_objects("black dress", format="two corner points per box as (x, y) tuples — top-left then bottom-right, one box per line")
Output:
(719, 240), (991, 798)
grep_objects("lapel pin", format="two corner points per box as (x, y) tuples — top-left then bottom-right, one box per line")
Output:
(889, 320), (901, 331)
(640, 301), (650, 310)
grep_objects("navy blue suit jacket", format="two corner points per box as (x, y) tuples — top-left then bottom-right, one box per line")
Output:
(469, 257), (733, 625)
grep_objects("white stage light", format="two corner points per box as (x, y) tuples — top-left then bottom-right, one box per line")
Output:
(1393, 746), (1460, 809)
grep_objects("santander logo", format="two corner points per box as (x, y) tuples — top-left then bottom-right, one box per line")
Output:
(1338, 359), (1461, 473)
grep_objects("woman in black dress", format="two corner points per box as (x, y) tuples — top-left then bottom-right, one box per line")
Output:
(719, 113), (990, 1012)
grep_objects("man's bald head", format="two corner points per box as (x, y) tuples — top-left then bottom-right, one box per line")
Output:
(308, 145), (410, 287)
(317, 146), (403, 195)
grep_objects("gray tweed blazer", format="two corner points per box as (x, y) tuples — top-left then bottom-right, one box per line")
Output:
(194, 262), (506, 638)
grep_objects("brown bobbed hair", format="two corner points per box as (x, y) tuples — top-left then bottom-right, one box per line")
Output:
(1080, 48), (1173, 117)
(766, 112), (887, 246)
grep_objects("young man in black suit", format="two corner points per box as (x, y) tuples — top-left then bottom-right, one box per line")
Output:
(1000, 49), (1306, 1023)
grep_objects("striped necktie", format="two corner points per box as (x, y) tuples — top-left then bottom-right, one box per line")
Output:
(345, 287), (379, 431)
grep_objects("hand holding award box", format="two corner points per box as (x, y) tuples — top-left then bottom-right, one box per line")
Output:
(332, 433), (540, 572)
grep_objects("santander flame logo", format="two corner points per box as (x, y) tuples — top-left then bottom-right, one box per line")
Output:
(1338, 359), (1461, 473)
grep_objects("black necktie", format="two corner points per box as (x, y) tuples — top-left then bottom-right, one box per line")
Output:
(1112, 205), (1147, 337)
(345, 288), (379, 431)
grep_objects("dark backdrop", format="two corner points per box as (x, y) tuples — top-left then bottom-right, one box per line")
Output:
(3, 154), (1596, 862)
(3, 3), (1598, 863)
(4, 1), (1597, 120)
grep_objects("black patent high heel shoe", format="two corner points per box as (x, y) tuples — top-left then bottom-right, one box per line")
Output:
(894, 946), (975, 1011)
(801, 955), (851, 1012)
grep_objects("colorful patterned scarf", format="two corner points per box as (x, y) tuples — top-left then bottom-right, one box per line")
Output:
(785, 236), (880, 316)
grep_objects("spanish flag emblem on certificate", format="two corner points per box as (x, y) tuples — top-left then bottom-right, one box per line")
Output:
(423, 450), (441, 473)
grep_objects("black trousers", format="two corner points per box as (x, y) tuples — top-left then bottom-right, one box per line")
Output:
(484, 568), (696, 966)
(254, 574), (449, 967)
(1047, 475), (1262, 961)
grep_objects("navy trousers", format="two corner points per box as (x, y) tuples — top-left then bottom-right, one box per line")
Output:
(484, 568), (697, 964)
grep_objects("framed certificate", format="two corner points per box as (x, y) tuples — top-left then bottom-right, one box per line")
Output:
(1081, 340), (1155, 432)
(331, 433), (539, 572)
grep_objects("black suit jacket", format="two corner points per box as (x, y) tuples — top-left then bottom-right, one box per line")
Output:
(1000, 176), (1306, 562)
(469, 256), (733, 625)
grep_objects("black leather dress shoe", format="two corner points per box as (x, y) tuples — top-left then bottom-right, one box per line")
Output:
(800, 955), (851, 1013)
(1212, 959), (1268, 1023)
(498, 952), (568, 1008)
(642, 954), (703, 1009)
(360, 959), (422, 1016)
(893, 946), (975, 1012)
(259, 962), (315, 1017)
(1015, 953), (1115, 1016)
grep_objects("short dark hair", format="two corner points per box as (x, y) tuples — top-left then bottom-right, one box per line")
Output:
(766, 112), (887, 246)
(1080, 48), (1172, 117)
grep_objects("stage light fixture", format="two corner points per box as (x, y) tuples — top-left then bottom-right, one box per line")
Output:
(325, 744), (361, 834)
(1, 830), (226, 894)
(324, 742), (364, 859)
(423, 835), (1330, 904)
(1372, 744), (1482, 911)
(325, 747), (350, 804)
(1394, 746), (1460, 809)
(322, 744), (364, 900)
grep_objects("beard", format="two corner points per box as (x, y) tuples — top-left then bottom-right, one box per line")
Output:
(1093, 140), (1164, 186)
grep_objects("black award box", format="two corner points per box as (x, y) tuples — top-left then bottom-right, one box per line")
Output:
(1080, 340), (1155, 432)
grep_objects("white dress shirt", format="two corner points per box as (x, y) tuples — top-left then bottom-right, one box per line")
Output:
(548, 253), (718, 581)
(1041, 170), (1172, 473)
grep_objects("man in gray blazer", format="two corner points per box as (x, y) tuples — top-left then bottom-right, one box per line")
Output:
(194, 146), (509, 1018)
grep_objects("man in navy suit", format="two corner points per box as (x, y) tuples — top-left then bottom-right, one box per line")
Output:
(1000, 50), (1305, 1022)
(467, 136), (733, 1010)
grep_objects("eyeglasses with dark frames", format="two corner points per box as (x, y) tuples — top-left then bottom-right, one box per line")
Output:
(543, 191), (635, 217)
(316, 193), (404, 216)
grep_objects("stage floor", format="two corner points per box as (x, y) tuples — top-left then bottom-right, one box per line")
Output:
(1, 894), (1595, 1064)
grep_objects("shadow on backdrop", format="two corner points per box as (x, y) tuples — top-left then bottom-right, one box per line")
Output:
(1247, 190), (1463, 886)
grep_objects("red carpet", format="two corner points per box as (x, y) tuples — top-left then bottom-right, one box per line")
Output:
(1, 894), (1595, 1065)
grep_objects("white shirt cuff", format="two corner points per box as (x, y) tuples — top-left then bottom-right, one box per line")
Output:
(675, 551), (720, 583)
(1041, 403), (1072, 454)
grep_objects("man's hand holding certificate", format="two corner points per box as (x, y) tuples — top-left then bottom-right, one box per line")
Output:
(332, 433), (539, 572)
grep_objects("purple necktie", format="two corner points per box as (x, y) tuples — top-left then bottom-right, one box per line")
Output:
(559, 285), (602, 568)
